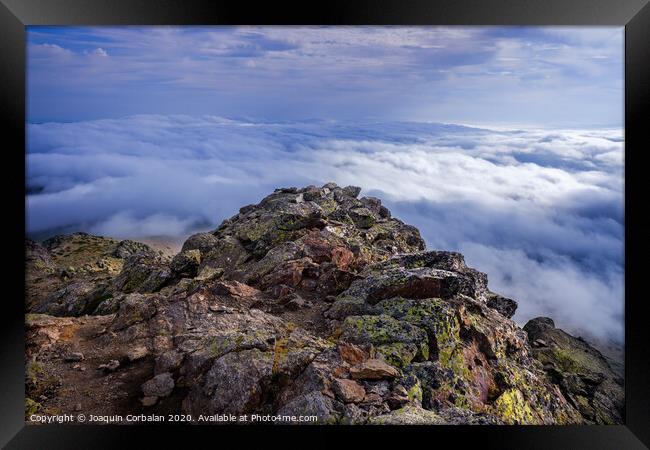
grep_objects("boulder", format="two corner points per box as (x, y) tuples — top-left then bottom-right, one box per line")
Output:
(333, 378), (366, 403)
(486, 293), (518, 318)
(170, 249), (201, 278)
(350, 359), (400, 380)
(142, 372), (175, 398)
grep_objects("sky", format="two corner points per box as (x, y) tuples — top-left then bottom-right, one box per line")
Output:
(25, 27), (624, 343)
(27, 26), (623, 127)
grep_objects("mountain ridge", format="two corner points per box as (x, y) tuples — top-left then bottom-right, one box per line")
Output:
(25, 182), (623, 424)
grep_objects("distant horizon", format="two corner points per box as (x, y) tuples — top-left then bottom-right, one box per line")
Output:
(26, 114), (624, 131)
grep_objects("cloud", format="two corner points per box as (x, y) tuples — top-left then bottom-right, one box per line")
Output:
(26, 26), (623, 126)
(89, 211), (197, 238)
(459, 242), (623, 341)
(26, 115), (624, 343)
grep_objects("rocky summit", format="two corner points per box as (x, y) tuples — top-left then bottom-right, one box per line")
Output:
(24, 183), (623, 425)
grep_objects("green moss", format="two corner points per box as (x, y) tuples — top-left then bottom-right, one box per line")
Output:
(551, 347), (581, 373)
(25, 313), (45, 323)
(204, 331), (269, 359)
(25, 398), (42, 417)
(376, 343), (418, 368)
(407, 382), (423, 403)
(26, 361), (59, 399)
(319, 198), (339, 215)
(240, 220), (270, 242)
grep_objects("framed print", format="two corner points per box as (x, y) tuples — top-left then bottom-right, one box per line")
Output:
(1, 0), (649, 448)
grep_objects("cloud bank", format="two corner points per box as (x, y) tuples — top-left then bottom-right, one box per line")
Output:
(26, 115), (624, 343)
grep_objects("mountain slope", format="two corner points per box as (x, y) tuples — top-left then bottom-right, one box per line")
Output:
(24, 183), (623, 424)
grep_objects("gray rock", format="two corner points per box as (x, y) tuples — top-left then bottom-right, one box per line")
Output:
(64, 352), (84, 362)
(142, 372), (175, 398)
(98, 360), (120, 373)
(170, 250), (201, 278)
(486, 292), (518, 318)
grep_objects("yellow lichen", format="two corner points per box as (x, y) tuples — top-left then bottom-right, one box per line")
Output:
(493, 389), (537, 424)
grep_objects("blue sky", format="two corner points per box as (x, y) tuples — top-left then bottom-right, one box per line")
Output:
(25, 27), (624, 343)
(27, 26), (623, 127)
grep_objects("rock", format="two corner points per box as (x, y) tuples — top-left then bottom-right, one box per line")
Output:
(142, 372), (175, 398)
(125, 345), (149, 362)
(332, 378), (366, 403)
(111, 251), (171, 294)
(341, 185), (362, 198)
(343, 264), (487, 305)
(181, 232), (220, 255)
(325, 297), (378, 320)
(486, 293), (518, 318)
(350, 359), (400, 380)
(141, 396), (158, 407)
(370, 405), (444, 425)
(195, 266), (224, 281)
(348, 207), (377, 229)
(98, 360), (120, 372)
(212, 281), (260, 298)
(340, 314), (428, 368)
(338, 342), (367, 365)
(74, 403), (82, 411)
(109, 293), (156, 331)
(64, 352), (84, 362)
(113, 240), (152, 259)
(170, 250), (201, 278)
(523, 317), (624, 424)
(524, 316), (555, 335)
(155, 350), (183, 374)
(284, 295), (312, 310)
(330, 247), (354, 271)
(386, 385), (410, 409)
(187, 349), (273, 415)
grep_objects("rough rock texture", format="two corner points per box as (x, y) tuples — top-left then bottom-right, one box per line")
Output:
(523, 317), (624, 424)
(26, 233), (168, 316)
(24, 183), (622, 425)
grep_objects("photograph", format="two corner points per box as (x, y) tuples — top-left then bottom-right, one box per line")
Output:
(24, 25), (625, 426)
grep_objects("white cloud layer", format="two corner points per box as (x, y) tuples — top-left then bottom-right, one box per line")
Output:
(26, 115), (624, 343)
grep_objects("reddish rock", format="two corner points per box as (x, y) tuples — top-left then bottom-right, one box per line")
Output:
(368, 275), (442, 303)
(260, 258), (318, 289)
(349, 359), (400, 380)
(332, 365), (349, 378)
(387, 386), (410, 409)
(333, 378), (366, 403)
(317, 267), (361, 295)
(301, 231), (336, 263)
(212, 280), (260, 298)
(338, 342), (367, 365)
(269, 284), (293, 299)
(331, 246), (354, 270)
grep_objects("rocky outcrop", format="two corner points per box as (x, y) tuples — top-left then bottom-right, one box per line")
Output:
(26, 233), (171, 316)
(523, 317), (624, 424)
(24, 183), (622, 425)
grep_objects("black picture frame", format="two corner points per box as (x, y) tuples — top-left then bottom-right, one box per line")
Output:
(1, 1), (649, 448)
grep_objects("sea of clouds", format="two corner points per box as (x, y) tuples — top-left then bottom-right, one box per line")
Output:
(26, 115), (624, 342)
